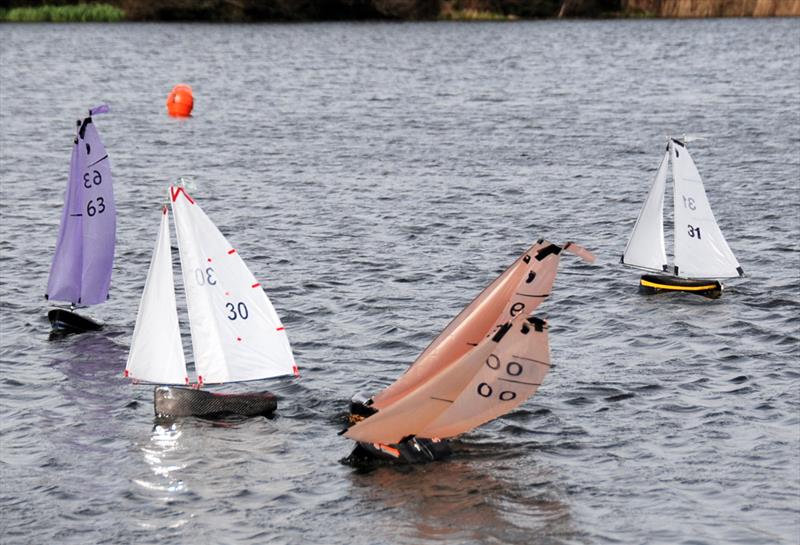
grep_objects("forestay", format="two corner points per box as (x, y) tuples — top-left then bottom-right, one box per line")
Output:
(622, 150), (669, 273)
(671, 140), (742, 279)
(125, 208), (188, 384)
(47, 106), (116, 305)
(170, 186), (297, 384)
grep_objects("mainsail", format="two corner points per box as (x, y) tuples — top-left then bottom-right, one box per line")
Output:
(670, 140), (743, 279)
(373, 241), (550, 410)
(125, 207), (188, 384)
(126, 187), (298, 386)
(46, 106), (116, 306)
(347, 240), (594, 445)
(170, 186), (297, 384)
(621, 150), (669, 273)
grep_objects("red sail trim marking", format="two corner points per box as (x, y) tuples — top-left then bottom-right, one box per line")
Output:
(292, 365), (299, 376)
(251, 283), (260, 288)
(169, 186), (195, 204)
(123, 370), (129, 377)
(207, 258), (212, 263)
(276, 327), (285, 331)
(161, 205), (168, 215)
(236, 337), (242, 342)
(227, 249), (236, 255)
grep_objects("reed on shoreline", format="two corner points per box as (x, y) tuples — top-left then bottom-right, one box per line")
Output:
(0, 4), (125, 22)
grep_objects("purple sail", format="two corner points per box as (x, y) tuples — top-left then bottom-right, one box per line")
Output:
(46, 107), (115, 306)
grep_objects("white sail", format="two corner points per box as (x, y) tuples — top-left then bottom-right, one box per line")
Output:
(621, 150), (669, 273)
(170, 186), (297, 384)
(671, 140), (743, 279)
(125, 208), (188, 384)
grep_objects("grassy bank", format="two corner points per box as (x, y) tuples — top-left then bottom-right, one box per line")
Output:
(0, 4), (125, 22)
(440, 8), (519, 20)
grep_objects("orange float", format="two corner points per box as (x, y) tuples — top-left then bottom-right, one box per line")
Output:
(166, 84), (193, 117)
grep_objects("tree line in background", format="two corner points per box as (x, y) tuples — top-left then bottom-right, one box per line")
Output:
(0, 0), (796, 21)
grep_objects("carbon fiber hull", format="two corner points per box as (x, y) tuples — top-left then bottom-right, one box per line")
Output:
(154, 386), (277, 418)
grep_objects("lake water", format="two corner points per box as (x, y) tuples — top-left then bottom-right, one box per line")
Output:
(1, 18), (798, 545)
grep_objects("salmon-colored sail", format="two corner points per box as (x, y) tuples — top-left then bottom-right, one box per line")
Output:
(419, 316), (549, 438)
(346, 318), (511, 444)
(372, 240), (550, 410)
(349, 240), (595, 445)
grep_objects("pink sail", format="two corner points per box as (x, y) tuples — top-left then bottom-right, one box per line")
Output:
(372, 240), (549, 410)
(349, 240), (595, 445)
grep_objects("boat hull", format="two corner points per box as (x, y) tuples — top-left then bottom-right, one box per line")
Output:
(639, 274), (723, 299)
(48, 308), (102, 335)
(344, 393), (451, 465)
(154, 386), (277, 418)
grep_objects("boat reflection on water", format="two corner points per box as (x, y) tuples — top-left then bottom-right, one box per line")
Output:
(137, 421), (188, 493)
(346, 448), (575, 544)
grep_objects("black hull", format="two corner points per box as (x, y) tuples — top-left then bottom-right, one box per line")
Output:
(154, 386), (277, 419)
(344, 393), (451, 465)
(639, 274), (723, 299)
(344, 437), (452, 466)
(48, 308), (102, 335)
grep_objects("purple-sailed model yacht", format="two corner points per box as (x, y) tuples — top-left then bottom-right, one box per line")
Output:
(45, 105), (116, 334)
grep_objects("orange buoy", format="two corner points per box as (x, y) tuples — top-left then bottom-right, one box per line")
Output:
(166, 84), (193, 117)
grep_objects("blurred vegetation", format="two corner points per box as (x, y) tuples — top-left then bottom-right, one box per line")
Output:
(0, 0), (789, 21)
(0, 3), (124, 21)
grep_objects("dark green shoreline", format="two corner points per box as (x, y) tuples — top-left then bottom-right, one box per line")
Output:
(1, 1), (795, 22)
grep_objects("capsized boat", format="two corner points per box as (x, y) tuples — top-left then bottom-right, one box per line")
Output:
(621, 138), (744, 298)
(343, 240), (595, 463)
(45, 105), (115, 334)
(124, 185), (298, 418)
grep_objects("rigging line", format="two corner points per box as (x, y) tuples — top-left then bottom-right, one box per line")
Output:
(511, 355), (549, 366)
(515, 293), (549, 298)
(498, 378), (542, 386)
(87, 154), (108, 167)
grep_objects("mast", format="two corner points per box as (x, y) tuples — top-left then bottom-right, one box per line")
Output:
(670, 139), (744, 279)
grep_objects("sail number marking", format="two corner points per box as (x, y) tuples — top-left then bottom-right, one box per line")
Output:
(687, 225), (702, 239)
(86, 197), (105, 217)
(509, 302), (525, 317)
(195, 267), (217, 286)
(479, 355), (524, 401)
(682, 195), (696, 210)
(226, 302), (249, 320)
(83, 170), (102, 188)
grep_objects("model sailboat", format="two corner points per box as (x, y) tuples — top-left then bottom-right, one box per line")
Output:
(621, 138), (744, 298)
(125, 185), (298, 418)
(46, 105), (116, 334)
(344, 240), (595, 463)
